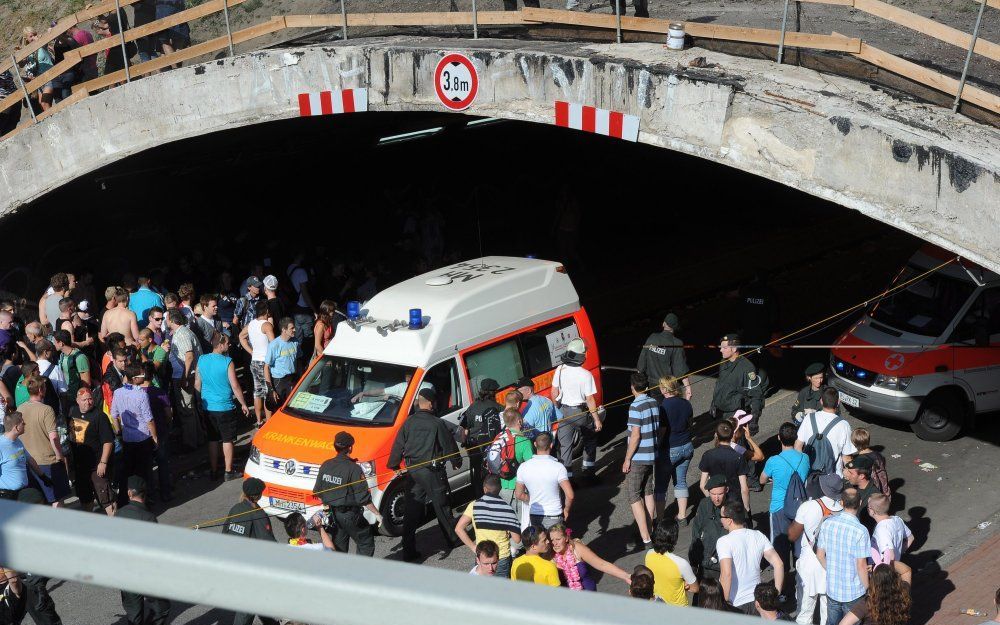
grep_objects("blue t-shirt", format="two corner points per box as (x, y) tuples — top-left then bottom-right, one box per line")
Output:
(763, 449), (810, 513)
(0, 436), (30, 490)
(265, 337), (299, 379)
(197, 353), (236, 412)
(522, 394), (555, 437)
(128, 286), (164, 325)
(660, 396), (693, 448)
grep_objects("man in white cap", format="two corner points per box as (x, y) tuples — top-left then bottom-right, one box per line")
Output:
(787, 473), (843, 625)
(551, 338), (601, 482)
(262, 275), (284, 327)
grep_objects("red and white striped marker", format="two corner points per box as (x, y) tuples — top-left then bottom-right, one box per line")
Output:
(297, 88), (369, 117)
(554, 101), (640, 142)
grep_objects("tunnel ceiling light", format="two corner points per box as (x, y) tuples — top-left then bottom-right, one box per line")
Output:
(377, 127), (444, 145)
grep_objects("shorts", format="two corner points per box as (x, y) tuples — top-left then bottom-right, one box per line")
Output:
(206, 409), (238, 443)
(250, 361), (267, 398)
(626, 463), (655, 504)
(37, 462), (72, 503)
(75, 466), (115, 508)
(154, 1), (191, 46)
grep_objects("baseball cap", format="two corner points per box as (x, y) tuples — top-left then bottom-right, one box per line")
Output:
(417, 387), (437, 403)
(663, 312), (680, 330)
(705, 474), (728, 490)
(515, 376), (535, 390)
(845, 455), (874, 471)
(819, 473), (844, 500)
(479, 378), (500, 394)
(720, 333), (741, 345)
(246, 276), (263, 289)
(263, 275), (279, 291)
(243, 477), (265, 498)
(334, 431), (355, 448)
(805, 362), (825, 376)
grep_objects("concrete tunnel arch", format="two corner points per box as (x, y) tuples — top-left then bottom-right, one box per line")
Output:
(0, 37), (998, 272)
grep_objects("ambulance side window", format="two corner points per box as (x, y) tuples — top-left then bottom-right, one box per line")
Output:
(521, 318), (578, 377)
(464, 339), (525, 390)
(422, 359), (464, 414)
(949, 288), (999, 345)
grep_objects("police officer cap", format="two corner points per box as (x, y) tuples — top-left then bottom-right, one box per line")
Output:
(243, 477), (266, 498)
(805, 362), (825, 376)
(663, 312), (680, 330)
(720, 333), (740, 345)
(845, 455), (874, 471)
(479, 378), (500, 393)
(127, 475), (147, 493)
(705, 474), (728, 490)
(334, 431), (355, 448)
(417, 387), (437, 402)
(515, 376), (534, 390)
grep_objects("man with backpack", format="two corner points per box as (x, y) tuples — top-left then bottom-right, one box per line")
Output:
(788, 473), (843, 625)
(460, 378), (503, 499)
(795, 388), (857, 496)
(760, 422), (809, 576)
(491, 408), (534, 525)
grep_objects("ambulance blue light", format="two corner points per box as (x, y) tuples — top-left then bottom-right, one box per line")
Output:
(835, 360), (845, 371)
(409, 308), (423, 330)
(347, 301), (361, 320)
(856, 370), (867, 379)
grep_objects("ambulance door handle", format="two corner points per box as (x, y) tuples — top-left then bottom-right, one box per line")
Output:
(935, 365), (949, 373)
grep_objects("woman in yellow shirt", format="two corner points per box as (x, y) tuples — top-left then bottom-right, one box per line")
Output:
(511, 527), (560, 586)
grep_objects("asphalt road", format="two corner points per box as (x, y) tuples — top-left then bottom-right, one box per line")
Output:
(25, 372), (1000, 625)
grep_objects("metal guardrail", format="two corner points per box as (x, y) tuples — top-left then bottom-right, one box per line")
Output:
(0, 0), (998, 143)
(0, 499), (757, 625)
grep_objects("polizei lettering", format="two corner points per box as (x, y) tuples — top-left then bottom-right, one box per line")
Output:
(322, 475), (343, 485)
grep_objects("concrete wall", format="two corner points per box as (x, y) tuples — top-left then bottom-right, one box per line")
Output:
(1, 37), (998, 272)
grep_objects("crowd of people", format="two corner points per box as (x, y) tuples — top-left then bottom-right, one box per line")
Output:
(0, 0), (192, 136)
(0, 256), (954, 625)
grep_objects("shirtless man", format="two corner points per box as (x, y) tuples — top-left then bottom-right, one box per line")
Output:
(100, 288), (140, 345)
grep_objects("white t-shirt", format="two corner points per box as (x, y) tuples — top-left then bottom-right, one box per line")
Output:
(872, 516), (912, 560)
(288, 265), (309, 308)
(796, 411), (857, 476)
(36, 358), (67, 394)
(715, 528), (774, 607)
(290, 541), (331, 552)
(516, 455), (568, 518)
(552, 364), (597, 407)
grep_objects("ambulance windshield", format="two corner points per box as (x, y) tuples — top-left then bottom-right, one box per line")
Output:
(869, 265), (975, 337)
(284, 356), (416, 425)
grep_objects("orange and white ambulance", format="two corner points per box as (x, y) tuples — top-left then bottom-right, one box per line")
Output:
(245, 257), (602, 535)
(830, 245), (999, 441)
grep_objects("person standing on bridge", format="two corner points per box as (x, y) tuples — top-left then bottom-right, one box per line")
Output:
(637, 312), (691, 401)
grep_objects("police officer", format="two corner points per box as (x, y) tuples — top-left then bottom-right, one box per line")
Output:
(222, 478), (278, 625)
(115, 476), (170, 625)
(711, 333), (765, 433)
(14, 488), (63, 625)
(312, 431), (381, 556)
(388, 388), (462, 562)
(459, 378), (502, 500)
(689, 474), (728, 582)
(737, 270), (779, 352)
(790, 363), (827, 424)
(636, 312), (691, 400)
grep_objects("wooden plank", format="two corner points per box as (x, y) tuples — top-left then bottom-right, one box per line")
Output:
(0, 92), (22, 116)
(854, 0), (1000, 62)
(73, 17), (287, 94)
(0, 119), (35, 143)
(21, 51), (83, 95)
(34, 87), (89, 123)
(73, 0), (249, 59)
(283, 11), (526, 28)
(798, 0), (855, 5)
(853, 42), (1000, 113)
(975, 0), (1000, 9)
(72, 0), (142, 23)
(521, 7), (860, 51)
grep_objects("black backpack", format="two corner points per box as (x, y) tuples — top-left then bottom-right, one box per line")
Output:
(463, 400), (502, 446)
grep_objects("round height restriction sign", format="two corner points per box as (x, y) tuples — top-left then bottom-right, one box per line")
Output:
(434, 53), (479, 111)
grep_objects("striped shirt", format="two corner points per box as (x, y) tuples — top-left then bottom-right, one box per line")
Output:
(817, 512), (870, 602)
(627, 393), (660, 465)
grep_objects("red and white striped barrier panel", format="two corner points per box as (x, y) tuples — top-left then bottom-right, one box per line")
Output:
(297, 88), (369, 116)
(554, 101), (640, 142)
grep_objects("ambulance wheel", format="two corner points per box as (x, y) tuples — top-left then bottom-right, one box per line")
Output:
(911, 393), (965, 442)
(379, 477), (412, 537)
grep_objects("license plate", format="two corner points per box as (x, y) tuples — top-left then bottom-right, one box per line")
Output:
(839, 391), (860, 408)
(270, 497), (306, 512)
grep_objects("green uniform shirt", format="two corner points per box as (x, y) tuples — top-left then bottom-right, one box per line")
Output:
(790, 386), (823, 418)
(711, 357), (764, 416)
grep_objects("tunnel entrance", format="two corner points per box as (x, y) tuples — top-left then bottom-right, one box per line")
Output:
(5, 110), (921, 390)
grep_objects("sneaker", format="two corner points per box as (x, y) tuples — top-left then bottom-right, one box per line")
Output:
(224, 471), (241, 481)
